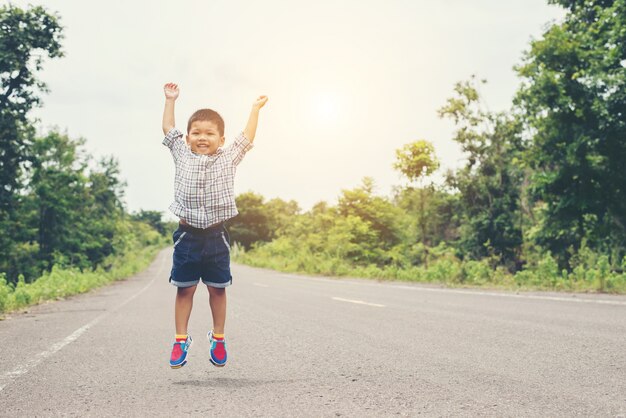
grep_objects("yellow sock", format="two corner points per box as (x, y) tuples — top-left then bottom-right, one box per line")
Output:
(212, 332), (224, 339)
(175, 334), (188, 342)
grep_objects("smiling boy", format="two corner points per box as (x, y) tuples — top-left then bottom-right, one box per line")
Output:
(161, 82), (268, 368)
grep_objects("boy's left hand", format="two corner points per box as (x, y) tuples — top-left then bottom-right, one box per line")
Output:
(252, 95), (268, 110)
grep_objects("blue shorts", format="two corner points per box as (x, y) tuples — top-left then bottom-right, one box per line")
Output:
(169, 222), (232, 288)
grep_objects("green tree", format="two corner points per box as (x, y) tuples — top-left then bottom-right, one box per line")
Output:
(229, 192), (271, 249)
(393, 140), (440, 246)
(325, 215), (379, 264)
(337, 177), (404, 264)
(17, 131), (126, 278)
(0, 4), (63, 275)
(26, 131), (88, 270)
(515, 0), (626, 266)
(264, 197), (300, 237)
(394, 141), (440, 183)
(132, 210), (167, 236)
(283, 201), (336, 256)
(229, 192), (300, 249)
(392, 186), (461, 248)
(439, 78), (525, 268)
(81, 157), (125, 265)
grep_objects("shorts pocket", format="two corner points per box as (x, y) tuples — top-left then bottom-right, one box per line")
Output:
(173, 231), (187, 248)
(220, 231), (230, 252)
(172, 230), (193, 267)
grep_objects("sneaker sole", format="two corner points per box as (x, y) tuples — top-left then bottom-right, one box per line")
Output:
(170, 338), (192, 369)
(207, 333), (227, 367)
(170, 360), (187, 369)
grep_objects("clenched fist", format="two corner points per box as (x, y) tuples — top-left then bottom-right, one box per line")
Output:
(252, 95), (268, 110)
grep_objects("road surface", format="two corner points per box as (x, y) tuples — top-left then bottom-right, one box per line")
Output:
(1, 248), (625, 416)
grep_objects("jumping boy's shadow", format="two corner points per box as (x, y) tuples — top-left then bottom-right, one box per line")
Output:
(173, 377), (307, 388)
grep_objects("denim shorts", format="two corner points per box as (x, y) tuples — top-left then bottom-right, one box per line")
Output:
(169, 222), (232, 288)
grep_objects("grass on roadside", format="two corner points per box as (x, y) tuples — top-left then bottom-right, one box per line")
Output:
(0, 243), (166, 316)
(233, 241), (626, 294)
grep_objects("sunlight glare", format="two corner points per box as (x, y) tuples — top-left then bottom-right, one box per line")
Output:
(312, 92), (341, 124)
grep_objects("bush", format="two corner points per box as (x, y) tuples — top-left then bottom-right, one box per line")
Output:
(462, 260), (492, 285)
(235, 239), (626, 293)
(0, 221), (167, 315)
(0, 274), (11, 313)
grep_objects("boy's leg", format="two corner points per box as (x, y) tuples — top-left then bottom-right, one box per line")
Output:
(207, 285), (226, 334)
(207, 285), (228, 367)
(170, 284), (196, 368)
(175, 285), (197, 335)
(201, 227), (230, 366)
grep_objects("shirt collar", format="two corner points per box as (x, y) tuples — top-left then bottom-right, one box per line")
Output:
(191, 147), (223, 157)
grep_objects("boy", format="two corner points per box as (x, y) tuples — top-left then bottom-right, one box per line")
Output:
(162, 82), (268, 369)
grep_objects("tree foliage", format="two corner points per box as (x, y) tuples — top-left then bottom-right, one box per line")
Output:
(392, 186), (461, 249)
(0, 4), (63, 277)
(0, 5), (63, 115)
(132, 210), (167, 236)
(439, 78), (525, 268)
(337, 177), (404, 255)
(2, 130), (130, 281)
(516, 0), (626, 265)
(0, 4), (63, 208)
(393, 140), (440, 247)
(228, 192), (300, 250)
(28, 131), (89, 269)
(393, 140), (439, 183)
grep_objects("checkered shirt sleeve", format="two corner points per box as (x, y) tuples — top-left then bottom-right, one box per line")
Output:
(162, 127), (186, 163)
(225, 132), (254, 166)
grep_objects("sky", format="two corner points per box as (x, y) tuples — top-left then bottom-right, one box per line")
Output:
(8, 0), (564, 218)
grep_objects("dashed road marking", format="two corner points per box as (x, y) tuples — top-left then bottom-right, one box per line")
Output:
(277, 273), (626, 306)
(332, 297), (385, 308)
(392, 286), (626, 306)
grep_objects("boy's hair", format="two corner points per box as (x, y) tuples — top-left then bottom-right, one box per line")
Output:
(187, 109), (225, 136)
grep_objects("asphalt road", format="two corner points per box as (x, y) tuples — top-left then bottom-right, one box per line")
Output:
(1, 248), (625, 417)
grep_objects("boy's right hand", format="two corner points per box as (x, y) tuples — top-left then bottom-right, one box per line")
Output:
(164, 83), (180, 100)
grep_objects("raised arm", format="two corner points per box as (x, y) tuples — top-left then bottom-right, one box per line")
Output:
(162, 83), (179, 135)
(243, 95), (268, 143)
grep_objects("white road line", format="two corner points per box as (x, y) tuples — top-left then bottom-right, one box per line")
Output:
(252, 283), (270, 288)
(390, 285), (626, 306)
(280, 273), (626, 307)
(332, 297), (385, 308)
(0, 251), (166, 392)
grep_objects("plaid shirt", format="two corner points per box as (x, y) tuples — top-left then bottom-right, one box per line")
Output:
(163, 127), (253, 228)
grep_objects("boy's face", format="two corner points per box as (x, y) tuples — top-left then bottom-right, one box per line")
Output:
(186, 120), (225, 155)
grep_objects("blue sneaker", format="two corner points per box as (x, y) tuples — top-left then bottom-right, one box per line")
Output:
(207, 331), (227, 367)
(170, 335), (192, 368)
